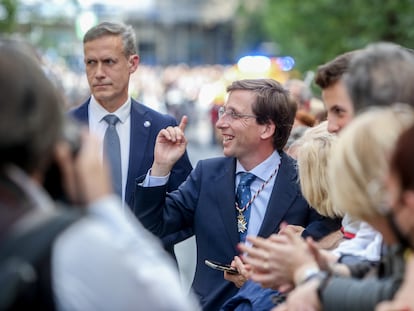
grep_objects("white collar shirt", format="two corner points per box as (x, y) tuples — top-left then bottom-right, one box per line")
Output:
(88, 96), (131, 205)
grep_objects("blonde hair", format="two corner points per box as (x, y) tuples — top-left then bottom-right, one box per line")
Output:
(297, 121), (341, 218)
(329, 104), (414, 221)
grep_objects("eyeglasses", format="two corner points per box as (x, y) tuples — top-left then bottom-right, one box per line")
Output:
(218, 106), (257, 120)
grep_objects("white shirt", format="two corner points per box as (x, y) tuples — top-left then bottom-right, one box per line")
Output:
(53, 196), (200, 311)
(332, 217), (382, 262)
(88, 96), (131, 205)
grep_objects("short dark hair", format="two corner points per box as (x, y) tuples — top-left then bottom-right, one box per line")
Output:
(314, 51), (357, 89)
(227, 79), (295, 151)
(83, 21), (137, 57)
(390, 123), (414, 192)
(0, 38), (63, 174)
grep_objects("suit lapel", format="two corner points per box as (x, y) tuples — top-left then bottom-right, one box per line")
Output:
(125, 99), (151, 204)
(215, 159), (240, 247)
(258, 153), (299, 237)
(70, 98), (90, 127)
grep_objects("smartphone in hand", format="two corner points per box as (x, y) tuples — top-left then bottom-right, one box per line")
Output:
(205, 259), (239, 274)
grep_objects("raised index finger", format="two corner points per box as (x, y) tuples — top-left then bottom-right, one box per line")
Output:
(178, 115), (188, 132)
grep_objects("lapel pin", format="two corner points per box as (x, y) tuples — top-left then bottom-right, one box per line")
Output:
(144, 121), (151, 127)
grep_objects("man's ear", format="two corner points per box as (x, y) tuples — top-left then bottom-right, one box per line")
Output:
(129, 55), (140, 73)
(260, 122), (275, 139)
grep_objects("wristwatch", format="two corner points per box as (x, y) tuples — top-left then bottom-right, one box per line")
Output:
(297, 269), (331, 302)
(296, 267), (321, 285)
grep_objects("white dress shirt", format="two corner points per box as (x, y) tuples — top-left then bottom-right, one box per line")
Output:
(332, 219), (382, 262)
(53, 196), (200, 311)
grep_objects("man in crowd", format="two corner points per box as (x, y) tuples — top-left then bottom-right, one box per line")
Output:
(133, 78), (340, 310)
(69, 21), (193, 259)
(0, 38), (199, 311)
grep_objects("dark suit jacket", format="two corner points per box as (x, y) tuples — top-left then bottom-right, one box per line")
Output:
(134, 152), (340, 311)
(69, 97), (194, 248)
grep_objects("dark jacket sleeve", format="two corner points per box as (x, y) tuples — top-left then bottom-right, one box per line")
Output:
(136, 110), (194, 247)
(321, 246), (405, 311)
(133, 181), (169, 237)
(302, 213), (342, 241)
(321, 275), (401, 311)
(133, 165), (199, 239)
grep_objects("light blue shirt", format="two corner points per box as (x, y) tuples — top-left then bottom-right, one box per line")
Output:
(235, 151), (281, 239)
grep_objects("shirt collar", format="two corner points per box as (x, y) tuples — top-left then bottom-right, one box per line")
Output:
(236, 151), (281, 182)
(90, 96), (131, 124)
(6, 164), (55, 212)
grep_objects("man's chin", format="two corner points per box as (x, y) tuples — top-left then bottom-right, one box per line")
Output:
(92, 92), (112, 102)
(222, 147), (234, 158)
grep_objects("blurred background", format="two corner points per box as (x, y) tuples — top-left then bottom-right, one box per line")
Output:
(3, 0), (414, 290)
(4, 0), (414, 111)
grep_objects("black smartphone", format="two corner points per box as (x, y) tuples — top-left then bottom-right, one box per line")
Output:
(204, 259), (239, 275)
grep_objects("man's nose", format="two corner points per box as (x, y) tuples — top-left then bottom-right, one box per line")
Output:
(216, 116), (228, 129)
(95, 63), (105, 78)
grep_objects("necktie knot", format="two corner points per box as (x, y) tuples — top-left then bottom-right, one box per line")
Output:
(103, 114), (120, 127)
(238, 172), (255, 188)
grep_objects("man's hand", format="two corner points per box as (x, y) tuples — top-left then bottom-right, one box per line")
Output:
(75, 131), (112, 204)
(238, 234), (294, 290)
(55, 130), (112, 205)
(224, 256), (250, 288)
(272, 279), (321, 311)
(238, 227), (319, 290)
(151, 116), (188, 176)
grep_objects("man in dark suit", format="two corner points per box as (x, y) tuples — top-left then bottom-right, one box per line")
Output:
(69, 21), (193, 258)
(134, 79), (340, 310)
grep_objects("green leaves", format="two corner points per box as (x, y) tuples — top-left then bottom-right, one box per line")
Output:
(0, 0), (18, 33)
(237, 0), (414, 74)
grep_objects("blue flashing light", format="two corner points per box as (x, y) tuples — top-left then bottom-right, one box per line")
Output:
(277, 56), (295, 71)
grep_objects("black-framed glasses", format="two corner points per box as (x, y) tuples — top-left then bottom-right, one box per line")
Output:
(218, 106), (257, 120)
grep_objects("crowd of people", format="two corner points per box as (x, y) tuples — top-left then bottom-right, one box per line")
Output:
(2, 19), (414, 311)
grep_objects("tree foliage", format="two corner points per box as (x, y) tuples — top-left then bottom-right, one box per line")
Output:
(233, 2), (269, 58)
(238, 0), (414, 73)
(0, 0), (18, 33)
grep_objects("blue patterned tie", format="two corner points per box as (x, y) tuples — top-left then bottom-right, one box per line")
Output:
(103, 115), (122, 198)
(236, 172), (256, 242)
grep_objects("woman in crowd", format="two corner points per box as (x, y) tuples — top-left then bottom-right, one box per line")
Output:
(376, 122), (414, 311)
(240, 105), (414, 310)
